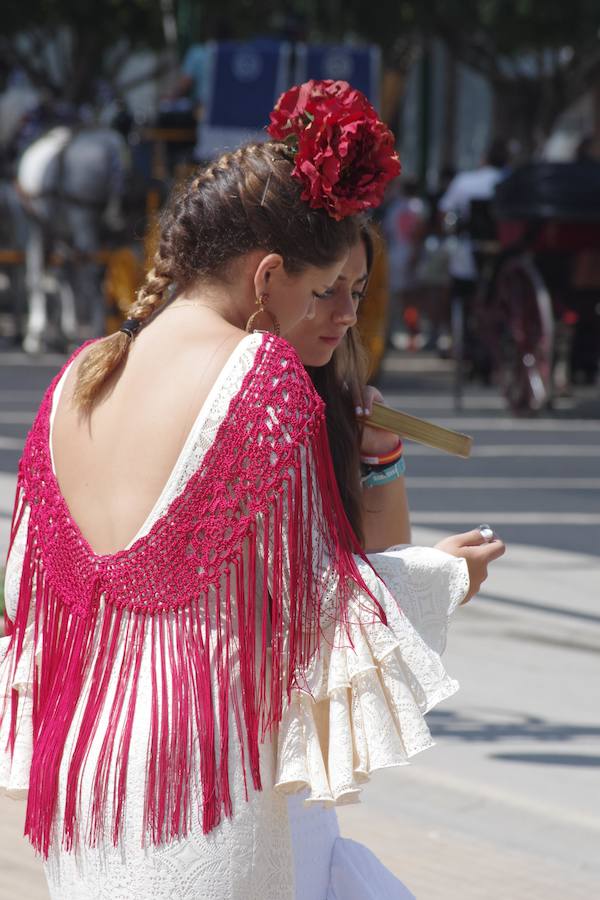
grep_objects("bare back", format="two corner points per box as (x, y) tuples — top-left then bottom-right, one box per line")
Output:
(51, 310), (246, 556)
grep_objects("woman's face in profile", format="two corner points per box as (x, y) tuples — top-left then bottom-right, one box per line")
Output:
(264, 255), (349, 335)
(286, 240), (368, 367)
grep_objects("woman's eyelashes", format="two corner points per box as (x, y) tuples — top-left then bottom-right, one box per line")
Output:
(314, 284), (366, 302)
(313, 278), (366, 304)
(353, 276), (368, 302)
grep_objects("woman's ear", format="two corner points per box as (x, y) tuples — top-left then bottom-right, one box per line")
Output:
(253, 253), (285, 297)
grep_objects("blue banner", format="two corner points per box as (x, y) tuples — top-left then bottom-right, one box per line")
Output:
(199, 40), (291, 159)
(294, 44), (381, 109)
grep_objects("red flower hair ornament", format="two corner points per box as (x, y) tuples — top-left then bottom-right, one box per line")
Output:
(267, 79), (401, 221)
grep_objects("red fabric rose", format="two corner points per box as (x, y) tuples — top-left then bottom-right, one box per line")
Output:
(267, 80), (401, 220)
(268, 80), (367, 140)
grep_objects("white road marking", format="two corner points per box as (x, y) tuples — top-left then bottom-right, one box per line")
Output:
(410, 511), (600, 525)
(0, 412), (38, 424)
(0, 436), (25, 450)
(407, 477), (600, 489)
(398, 417), (600, 432)
(0, 390), (42, 401)
(0, 352), (65, 366)
(408, 444), (600, 456)
(402, 763), (600, 833)
(379, 394), (507, 409)
(380, 394), (581, 412)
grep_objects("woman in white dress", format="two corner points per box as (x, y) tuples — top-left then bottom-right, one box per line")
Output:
(0, 81), (504, 899)
(286, 222), (504, 898)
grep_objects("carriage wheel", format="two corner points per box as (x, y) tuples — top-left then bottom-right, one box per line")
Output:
(488, 255), (554, 415)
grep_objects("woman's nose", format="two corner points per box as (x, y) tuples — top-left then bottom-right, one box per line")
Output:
(332, 291), (357, 325)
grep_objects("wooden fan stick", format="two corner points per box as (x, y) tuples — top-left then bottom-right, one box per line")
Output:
(362, 402), (473, 458)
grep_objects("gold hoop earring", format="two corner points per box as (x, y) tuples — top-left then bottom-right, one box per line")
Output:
(245, 292), (281, 336)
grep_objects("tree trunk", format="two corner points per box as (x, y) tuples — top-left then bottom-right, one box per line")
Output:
(381, 37), (421, 137)
(591, 77), (600, 158)
(440, 48), (457, 172)
(381, 68), (407, 133)
(491, 78), (546, 161)
(491, 74), (575, 161)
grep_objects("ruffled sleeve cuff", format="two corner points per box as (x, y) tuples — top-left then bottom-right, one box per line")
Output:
(275, 547), (467, 805)
(369, 545), (470, 655)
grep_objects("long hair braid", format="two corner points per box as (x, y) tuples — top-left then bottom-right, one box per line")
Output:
(72, 246), (174, 413)
(71, 138), (359, 414)
(127, 252), (174, 324)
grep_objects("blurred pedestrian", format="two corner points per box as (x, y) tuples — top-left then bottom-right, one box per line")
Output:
(571, 137), (600, 383)
(439, 138), (510, 373)
(166, 20), (233, 162)
(439, 138), (509, 286)
(414, 165), (456, 353)
(382, 178), (427, 349)
(575, 135), (598, 163)
(163, 41), (208, 163)
(16, 120), (128, 351)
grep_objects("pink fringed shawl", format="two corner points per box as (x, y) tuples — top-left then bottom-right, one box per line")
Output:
(1, 333), (384, 857)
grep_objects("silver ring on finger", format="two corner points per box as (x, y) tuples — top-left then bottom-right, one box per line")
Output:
(478, 523), (495, 543)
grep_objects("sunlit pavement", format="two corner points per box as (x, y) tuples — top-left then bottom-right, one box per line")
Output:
(339, 349), (600, 897)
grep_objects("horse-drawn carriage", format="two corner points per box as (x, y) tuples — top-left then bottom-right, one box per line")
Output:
(467, 162), (600, 414)
(0, 111), (197, 353)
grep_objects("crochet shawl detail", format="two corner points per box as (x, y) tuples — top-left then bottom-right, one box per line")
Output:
(1, 333), (383, 858)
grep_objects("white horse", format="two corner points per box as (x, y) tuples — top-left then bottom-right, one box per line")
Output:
(16, 124), (128, 353)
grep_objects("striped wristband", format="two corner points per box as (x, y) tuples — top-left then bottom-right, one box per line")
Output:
(360, 439), (404, 467)
(361, 455), (406, 488)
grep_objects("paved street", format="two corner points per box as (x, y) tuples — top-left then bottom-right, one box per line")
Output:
(379, 352), (600, 556)
(338, 352), (600, 897)
(0, 345), (599, 899)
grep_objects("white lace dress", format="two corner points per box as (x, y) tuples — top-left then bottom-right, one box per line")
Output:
(0, 334), (468, 899)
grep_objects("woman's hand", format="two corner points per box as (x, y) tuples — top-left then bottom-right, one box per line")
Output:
(434, 529), (506, 603)
(358, 386), (400, 457)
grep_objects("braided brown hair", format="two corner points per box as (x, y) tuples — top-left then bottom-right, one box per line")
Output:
(73, 141), (360, 413)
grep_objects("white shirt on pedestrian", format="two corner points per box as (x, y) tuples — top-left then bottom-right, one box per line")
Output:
(439, 166), (505, 280)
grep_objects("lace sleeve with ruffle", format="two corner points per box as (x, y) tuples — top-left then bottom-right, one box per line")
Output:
(271, 448), (469, 806)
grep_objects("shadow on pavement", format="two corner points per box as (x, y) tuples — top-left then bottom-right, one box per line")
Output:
(428, 708), (600, 744)
(489, 752), (600, 767)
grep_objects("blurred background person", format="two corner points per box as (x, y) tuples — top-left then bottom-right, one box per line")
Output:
(382, 178), (426, 350)
(413, 165), (457, 354)
(438, 137), (509, 289)
(438, 138), (510, 376)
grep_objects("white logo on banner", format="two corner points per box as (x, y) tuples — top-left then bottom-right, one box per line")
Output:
(233, 50), (263, 83)
(323, 50), (353, 81)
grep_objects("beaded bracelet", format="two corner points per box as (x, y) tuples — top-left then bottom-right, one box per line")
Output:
(360, 439), (404, 467)
(361, 454), (406, 489)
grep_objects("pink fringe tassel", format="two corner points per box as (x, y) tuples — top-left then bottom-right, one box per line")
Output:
(1, 334), (385, 858)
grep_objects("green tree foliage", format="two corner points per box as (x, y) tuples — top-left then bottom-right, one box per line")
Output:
(4, 0), (599, 148)
(202, 0), (600, 147)
(2, 0), (165, 105)
(410, 0), (600, 150)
